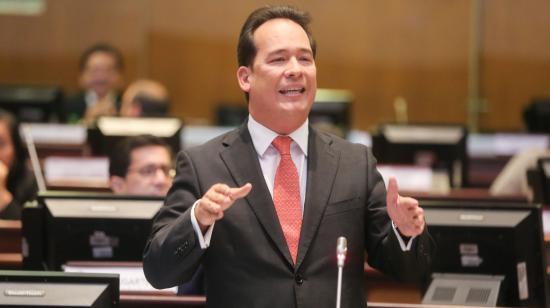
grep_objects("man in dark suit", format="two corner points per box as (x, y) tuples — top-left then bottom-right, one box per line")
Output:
(143, 5), (434, 308)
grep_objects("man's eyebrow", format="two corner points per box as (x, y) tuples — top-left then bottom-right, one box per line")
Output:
(266, 48), (313, 57)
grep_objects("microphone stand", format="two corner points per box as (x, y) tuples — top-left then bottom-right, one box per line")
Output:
(336, 261), (343, 308)
(336, 237), (347, 308)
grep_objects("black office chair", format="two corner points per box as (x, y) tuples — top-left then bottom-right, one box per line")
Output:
(527, 158), (550, 204)
(523, 98), (550, 133)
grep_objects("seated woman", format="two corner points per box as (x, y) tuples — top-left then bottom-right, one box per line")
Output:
(0, 110), (38, 220)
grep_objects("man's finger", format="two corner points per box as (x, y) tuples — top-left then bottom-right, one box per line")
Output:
(207, 191), (229, 204)
(203, 199), (222, 215)
(386, 177), (399, 206)
(229, 183), (252, 200)
(213, 183), (231, 195)
(399, 197), (419, 210)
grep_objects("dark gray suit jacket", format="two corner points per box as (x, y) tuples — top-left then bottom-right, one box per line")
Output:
(143, 124), (434, 308)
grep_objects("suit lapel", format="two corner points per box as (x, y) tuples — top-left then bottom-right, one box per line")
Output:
(296, 128), (340, 269)
(219, 125), (294, 266)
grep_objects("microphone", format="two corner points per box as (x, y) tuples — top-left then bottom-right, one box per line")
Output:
(336, 236), (347, 268)
(336, 236), (347, 308)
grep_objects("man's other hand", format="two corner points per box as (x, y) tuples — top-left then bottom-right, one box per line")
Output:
(195, 183), (252, 232)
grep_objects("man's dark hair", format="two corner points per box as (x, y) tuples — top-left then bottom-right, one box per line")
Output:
(237, 5), (316, 68)
(79, 43), (124, 72)
(109, 134), (172, 177)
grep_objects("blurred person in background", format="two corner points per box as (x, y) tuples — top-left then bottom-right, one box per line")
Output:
(120, 79), (170, 117)
(108, 134), (174, 196)
(0, 109), (38, 220)
(64, 43), (124, 124)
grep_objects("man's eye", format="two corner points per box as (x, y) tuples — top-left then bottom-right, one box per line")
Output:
(270, 57), (285, 63)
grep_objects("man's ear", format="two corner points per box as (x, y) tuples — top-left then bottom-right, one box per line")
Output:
(237, 66), (251, 92)
(109, 176), (126, 194)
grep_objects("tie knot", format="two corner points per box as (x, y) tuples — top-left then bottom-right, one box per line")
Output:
(272, 136), (292, 155)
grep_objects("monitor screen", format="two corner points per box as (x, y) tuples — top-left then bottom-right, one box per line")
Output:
(372, 123), (468, 188)
(0, 270), (119, 308)
(22, 192), (163, 270)
(87, 116), (182, 156)
(422, 200), (547, 307)
(310, 88), (352, 138)
(0, 85), (64, 122)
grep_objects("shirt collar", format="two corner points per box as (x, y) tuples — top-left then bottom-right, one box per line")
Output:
(248, 114), (309, 157)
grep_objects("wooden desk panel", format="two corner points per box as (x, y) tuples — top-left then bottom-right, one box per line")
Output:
(35, 143), (90, 158)
(0, 220), (22, 269)
(0, 253), (22, 269)
(410, 188), (525, 203)
(364, 264), (422, 304)
(120, 294), (205, 308)
(0, 220), (21, 252)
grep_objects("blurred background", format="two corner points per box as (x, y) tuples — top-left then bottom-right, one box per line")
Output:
(2, 0), (550, 132)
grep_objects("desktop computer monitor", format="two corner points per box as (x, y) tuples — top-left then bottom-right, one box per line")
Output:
(87, 116), (182, 156)
(372, 123), (468, 188)
(0, 270), (119, 307)
(0, 85), (64, 122)
(421, 200), (547, 307)
(310, 88), (352, 138)
(22, 192), (163, 270)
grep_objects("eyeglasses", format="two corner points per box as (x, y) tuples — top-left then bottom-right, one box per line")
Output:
(128, 164), (175, 178)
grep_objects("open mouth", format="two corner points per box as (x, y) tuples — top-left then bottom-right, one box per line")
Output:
(279, 87), (305, 95)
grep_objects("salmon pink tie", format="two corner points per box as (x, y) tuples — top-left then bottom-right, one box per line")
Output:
(272, 135), (302, 264)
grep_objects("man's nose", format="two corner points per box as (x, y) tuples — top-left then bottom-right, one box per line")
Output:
(284, 57), (303, 78)
(152, 168), (170, 181)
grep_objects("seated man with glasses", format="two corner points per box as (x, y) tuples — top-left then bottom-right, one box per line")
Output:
(109, 135), (204, 295)
(108, 134), (205, 294)
(109, 134), (174, 196)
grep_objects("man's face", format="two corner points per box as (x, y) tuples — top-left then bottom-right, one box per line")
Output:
(80, 51), (121, 98)
(237, 18), (317, 134)
(113, 145), (173, 196)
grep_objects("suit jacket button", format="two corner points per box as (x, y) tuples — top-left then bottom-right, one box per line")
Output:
(295, 274), (304, 285)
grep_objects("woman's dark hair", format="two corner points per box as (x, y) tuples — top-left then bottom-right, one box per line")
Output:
(0, 109), (28, 194)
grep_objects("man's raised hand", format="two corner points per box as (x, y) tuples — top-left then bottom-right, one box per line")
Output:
(386, 177), (425, 237)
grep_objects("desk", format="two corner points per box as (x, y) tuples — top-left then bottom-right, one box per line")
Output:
(118, 295), (506, 308)
(0, 220), (22, 269)
(364, 263), (422, 304)
(120, 294), (205, 308)
(0, 220), (21, 252)
(46, 179), (111, 192)
(20, 123), (89, 158)
(43, 156), (110, 192)
(410, 188), (526, 202)
(467, 156), (511, 187)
